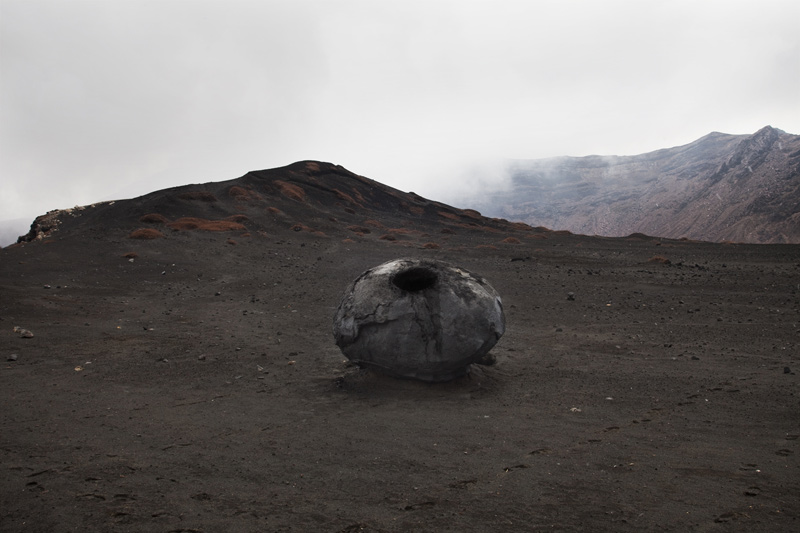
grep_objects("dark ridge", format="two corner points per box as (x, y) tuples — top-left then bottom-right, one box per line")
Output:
(14, 160), (544, 246)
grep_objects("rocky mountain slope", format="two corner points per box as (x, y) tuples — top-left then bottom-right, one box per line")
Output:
(468, 126), (800, 243)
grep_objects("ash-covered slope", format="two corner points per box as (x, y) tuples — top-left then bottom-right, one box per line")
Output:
(3, 160), (799, 533)
(470, 126), (800, 243)
(15, 160), (534, 246)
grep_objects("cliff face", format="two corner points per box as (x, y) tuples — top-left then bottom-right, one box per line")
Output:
(471, 126), (800, 243)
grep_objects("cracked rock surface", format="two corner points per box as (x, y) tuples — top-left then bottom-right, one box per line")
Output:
(333, 258), (505, 381)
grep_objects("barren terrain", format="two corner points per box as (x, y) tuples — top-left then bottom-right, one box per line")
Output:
(2, 162), (798, 532)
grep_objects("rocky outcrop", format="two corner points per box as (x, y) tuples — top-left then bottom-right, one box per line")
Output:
(17, 202), (115, 243)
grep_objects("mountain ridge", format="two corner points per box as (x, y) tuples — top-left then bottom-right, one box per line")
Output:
(9, 126), (800, 247)
(12, 160), (541, 249)
(467, 126), (800, 243)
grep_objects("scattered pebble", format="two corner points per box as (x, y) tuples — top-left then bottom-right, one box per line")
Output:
(7, 354), (18, 362)
(13, 326), (34, 338)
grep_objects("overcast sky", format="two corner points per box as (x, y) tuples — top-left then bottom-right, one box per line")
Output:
(2, 0), (799, 244)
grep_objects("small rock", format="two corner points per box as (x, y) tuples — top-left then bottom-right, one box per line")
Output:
(784, 367), (791, 374)
(691, 356), (700, 360)
(13, 326), (34, 338)
(566, 292), (575, 301)
(7, 354), (18, 361)
(474, 353), (496, 366)
(715, 513), (735, 523)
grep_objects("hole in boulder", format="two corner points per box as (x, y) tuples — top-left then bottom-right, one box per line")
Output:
(392, 266), (438, 292)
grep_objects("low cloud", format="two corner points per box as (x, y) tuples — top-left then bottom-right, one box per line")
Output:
(1, 0), (798, 229)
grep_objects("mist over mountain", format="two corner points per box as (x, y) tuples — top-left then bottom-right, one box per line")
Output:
(465, 126), (800, 243)
(0, 219), (29, 247)
(6, 126), (798, 248)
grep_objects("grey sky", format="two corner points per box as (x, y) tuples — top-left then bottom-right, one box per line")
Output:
(2, 0), (799, 244)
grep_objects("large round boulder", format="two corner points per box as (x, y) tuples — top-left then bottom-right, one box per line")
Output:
(332, 258), (505, 382)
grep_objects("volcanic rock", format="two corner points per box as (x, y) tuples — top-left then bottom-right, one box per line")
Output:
(332, 258), (505, 381)
(12, 326), (33, 338)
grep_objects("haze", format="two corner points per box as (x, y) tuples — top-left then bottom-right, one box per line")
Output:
(2, 0), (799, 245)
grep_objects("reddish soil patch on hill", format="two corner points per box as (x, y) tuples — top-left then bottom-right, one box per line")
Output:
(166, 217), (246, 232)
